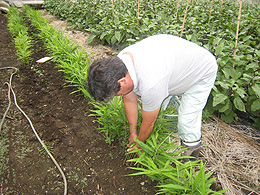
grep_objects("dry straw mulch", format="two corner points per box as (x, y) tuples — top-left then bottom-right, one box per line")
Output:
(202, 117), (260, 195)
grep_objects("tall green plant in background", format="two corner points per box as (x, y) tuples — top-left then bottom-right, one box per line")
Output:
(43, 0), (260, 128)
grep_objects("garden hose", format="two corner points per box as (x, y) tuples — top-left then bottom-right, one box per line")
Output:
(0, 67), (17, 130)
(0, 67), (67, 195)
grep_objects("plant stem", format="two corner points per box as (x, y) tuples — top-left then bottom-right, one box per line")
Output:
(180, 0), (189, 38)
(176, 0), (180, 18)
(208, 0), (214, 24)
(233, 0), (242, 67)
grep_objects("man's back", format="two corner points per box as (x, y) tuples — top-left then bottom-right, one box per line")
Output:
(118, 34), (218, 111)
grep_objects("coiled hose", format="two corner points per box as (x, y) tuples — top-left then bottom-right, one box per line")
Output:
(0, 67), (67, 195)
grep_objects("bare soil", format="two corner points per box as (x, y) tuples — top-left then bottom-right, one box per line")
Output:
(0, 12), (157, 195)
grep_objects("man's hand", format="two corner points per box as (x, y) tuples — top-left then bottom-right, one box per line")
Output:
(128, 132), (137, 148)
(127, 132), (140, 152)
(127, 107), (161, 152)
(122, 91), (160, 153)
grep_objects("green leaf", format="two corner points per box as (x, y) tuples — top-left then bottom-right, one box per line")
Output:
(255, 50), (260, 58)
(234, 96), (246, 112)
(251, 99), (260, 112)
(115, 31), (121, 42)
(222, 66), (236, 79)
(100, 31), (107, 40)
(246, 62), (258, 70)
(111, 35), (117, 45)
(213, 37), (222, 45)
(252, 84), (260, 97)
(235, 87), (247, 99)
(114, 18), (120, 26)
(221, 112), (234, 123)
(186, 35), (192, 40)
(157, 184), (188, 190)
(234, 72), (241, 80)
(215, 81), (229, 89)
(87, 34), (96, 44)
(219, 99), (231, 113)
(215, 42), (224, 56)
(213, 93), (228, 107)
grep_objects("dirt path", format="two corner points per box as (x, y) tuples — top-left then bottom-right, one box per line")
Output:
(0, 12), (156, 195)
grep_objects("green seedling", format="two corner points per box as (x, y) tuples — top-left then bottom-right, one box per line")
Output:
(39, 145), (54, 156)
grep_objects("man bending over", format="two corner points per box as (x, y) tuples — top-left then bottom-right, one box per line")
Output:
(87, 34), (218, 160)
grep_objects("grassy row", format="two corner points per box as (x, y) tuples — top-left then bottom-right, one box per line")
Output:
(11, 5), (229, 194)
(7, 7), (34, 64)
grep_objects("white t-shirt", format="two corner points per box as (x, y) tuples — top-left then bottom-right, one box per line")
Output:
(118, 34), (218, 111)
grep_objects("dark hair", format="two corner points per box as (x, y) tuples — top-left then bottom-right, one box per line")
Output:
(87, 56), (127, 101)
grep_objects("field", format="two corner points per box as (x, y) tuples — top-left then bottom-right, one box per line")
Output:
(0, 3), (260, 195)
(0, 12), (157, 194)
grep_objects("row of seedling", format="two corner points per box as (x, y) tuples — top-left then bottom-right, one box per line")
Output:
(7, 7), (34, 64)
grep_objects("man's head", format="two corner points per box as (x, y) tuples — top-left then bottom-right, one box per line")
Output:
(87, 56), (132, 101)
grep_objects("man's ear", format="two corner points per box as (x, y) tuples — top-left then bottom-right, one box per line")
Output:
(117, 77), (126, 85)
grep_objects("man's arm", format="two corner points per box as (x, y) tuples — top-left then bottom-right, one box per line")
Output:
(138, 107), (161, 143)
(123, 91), (139, 147)
(123, 91), (161, 150)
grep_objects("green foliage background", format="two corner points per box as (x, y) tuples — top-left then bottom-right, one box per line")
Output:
(43, 0), (260, 129)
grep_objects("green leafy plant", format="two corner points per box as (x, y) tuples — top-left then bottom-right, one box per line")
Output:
(90, 96), (228, 193)
(127, 115), (228, 195)
(7, 7), (28, 37)
(14, 31), (34, 64)
(89, 97), (137, 146)
(156, 161), (228, 194)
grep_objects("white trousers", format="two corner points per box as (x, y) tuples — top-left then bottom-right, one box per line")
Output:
(162, 71), (217, 143)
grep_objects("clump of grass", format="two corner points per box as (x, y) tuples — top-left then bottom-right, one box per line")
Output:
(14, 31), (34, 64)
(39, 145), (54, 156)
(90, 97), (133, 147)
